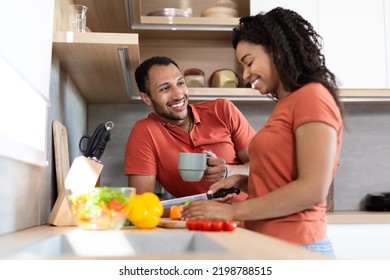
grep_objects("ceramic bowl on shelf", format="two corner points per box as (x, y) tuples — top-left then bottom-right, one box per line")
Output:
(67, 186), (135, 230)
(201, 6), (238, 18)
(147, 8), (192, 17)
(184, 68), (205, 88)
(209, 69), (239, 88)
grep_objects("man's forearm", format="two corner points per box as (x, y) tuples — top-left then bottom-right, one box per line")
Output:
(226, 162), (250, 177)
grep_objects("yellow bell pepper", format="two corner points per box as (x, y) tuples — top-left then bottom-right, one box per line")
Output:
(127, 192), (163, 229)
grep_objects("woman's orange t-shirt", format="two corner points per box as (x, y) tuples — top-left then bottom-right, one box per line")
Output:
(245, 83), (343, 245)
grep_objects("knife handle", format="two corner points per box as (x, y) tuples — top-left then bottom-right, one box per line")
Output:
(208, 188), (240, 199)
(92, 129), (111, 160)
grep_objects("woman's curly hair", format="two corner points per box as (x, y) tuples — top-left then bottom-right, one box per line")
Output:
(232, 7), (343, 116)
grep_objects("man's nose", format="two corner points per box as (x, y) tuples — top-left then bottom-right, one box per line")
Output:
(171, 85), (183, 98)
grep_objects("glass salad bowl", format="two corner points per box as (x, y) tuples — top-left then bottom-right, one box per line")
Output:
(67, 187), (135, 230)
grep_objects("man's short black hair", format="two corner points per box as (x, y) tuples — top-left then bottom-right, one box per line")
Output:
(135, 56), (179, 95)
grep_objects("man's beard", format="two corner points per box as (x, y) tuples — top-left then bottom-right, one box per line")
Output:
(150, 98), (187, 122)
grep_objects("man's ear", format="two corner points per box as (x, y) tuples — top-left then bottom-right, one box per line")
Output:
(140, 92), (152, 106)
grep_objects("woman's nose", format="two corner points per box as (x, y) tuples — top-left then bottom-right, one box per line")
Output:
(242, 67), (250, 81)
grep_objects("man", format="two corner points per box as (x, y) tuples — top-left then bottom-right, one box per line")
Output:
(124, 56), (255, 201)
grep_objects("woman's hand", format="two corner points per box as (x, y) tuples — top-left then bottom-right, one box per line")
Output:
(208, 174), (249, 195)
(181, 200), (235, 221)
(205, 174), (249, 204)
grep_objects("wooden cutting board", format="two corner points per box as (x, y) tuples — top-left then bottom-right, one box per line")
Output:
(158, 218), (186, 229)
(47, 121), (104, 226)
(47, 120), (76, 226)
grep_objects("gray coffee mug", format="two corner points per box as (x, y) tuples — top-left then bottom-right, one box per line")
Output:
(178, 152), (207, 182)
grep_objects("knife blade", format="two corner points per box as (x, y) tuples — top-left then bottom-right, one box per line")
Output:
(160, 187), (240, 208)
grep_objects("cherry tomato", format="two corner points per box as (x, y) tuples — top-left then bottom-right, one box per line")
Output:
(185, 219), (194, 230)
(186, 219), (237, 232)
(211, 220), (224, 231)
(107, 199), (124, 211)
(186, 219), (201, 231)
(224, 220), (237, 231)
(193, 220), (203, 230)
(201, 220), (213, 231)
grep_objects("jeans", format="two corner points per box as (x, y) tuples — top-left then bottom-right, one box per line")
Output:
(302, 236), (335, 258)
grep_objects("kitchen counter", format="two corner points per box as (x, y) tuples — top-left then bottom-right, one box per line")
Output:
(1, 212), (387, 260)
(0, 225), (326, 260)
(326, 211), (390, 224)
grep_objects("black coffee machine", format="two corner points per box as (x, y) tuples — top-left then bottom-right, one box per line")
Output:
(364, 192), (390, 211)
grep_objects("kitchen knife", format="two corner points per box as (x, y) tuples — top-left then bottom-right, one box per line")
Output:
(79, 121), (114, 161)
(160, 187), (240, 208)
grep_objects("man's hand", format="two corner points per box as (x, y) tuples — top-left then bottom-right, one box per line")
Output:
(202, 150), (227, 182)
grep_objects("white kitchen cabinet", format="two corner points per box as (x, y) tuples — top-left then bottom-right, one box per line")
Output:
(327, 223), (390, 259)
(250, 0), (318, 31)
(318, 0), (387, 89)
(251, 0), (388, 90)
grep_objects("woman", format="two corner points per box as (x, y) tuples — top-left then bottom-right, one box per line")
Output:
(182, 7), (344, 256)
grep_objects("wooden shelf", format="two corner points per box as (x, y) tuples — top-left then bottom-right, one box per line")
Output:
(190, 88), (390, 97)
(339, 89), (390, 103)
(52, 31), (140, 103)
(339, 89), (390, 97)
(186, 88), (390, 103)
(132, 86), (390, 102)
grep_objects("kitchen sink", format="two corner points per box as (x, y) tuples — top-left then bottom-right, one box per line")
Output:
(0, 230), (227, 259)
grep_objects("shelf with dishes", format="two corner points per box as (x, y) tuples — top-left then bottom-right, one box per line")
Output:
(128, 0), (249, 32)
(139, 15), (239, 27)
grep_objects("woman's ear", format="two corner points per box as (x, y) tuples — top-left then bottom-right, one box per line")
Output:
(140, 92), (152, 106)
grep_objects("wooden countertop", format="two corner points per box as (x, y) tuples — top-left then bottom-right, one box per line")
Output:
(0, 225), (326, 260)
(1, 212), (387, 260)
(326, 211), (390, 224)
